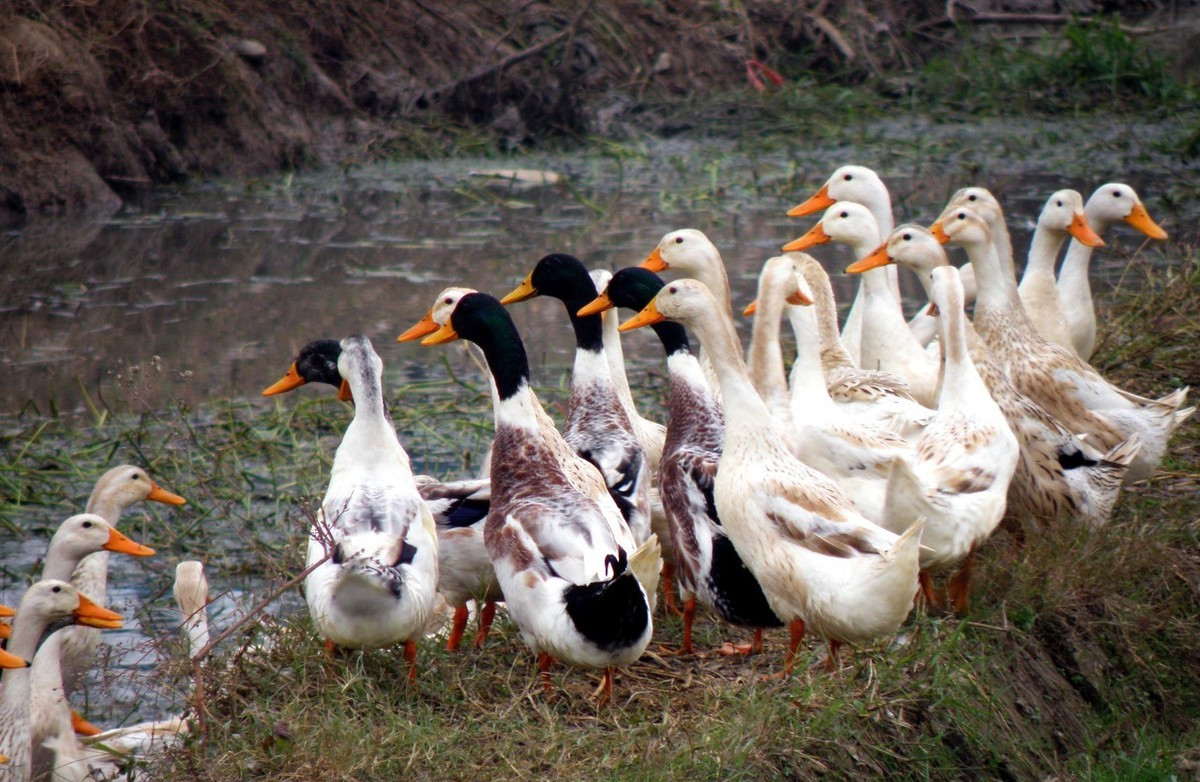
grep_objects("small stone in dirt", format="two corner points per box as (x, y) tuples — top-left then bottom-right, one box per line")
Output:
(230, 38), (268, 64)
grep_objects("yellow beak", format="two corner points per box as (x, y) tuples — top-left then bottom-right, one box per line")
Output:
(499, 275), (538, 305)
(618, 301), (666, 332)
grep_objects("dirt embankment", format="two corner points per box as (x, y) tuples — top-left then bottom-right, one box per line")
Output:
(0, 0), (1188, 219)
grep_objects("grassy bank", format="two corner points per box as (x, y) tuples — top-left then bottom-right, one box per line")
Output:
(1, 241), (1197, 779)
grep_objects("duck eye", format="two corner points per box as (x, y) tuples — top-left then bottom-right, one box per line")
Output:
(903, 233), (912, 240)
(668, 286), (677, 294)
(843, 174), (852, 181)
(1056, 200), (1063, 207)
(968, 194), (977, 201)
(82, 521), (93, 528)
(674, 236), (683, 244)
(52, 586), (61, 593)
(957, 213), (965, 220)
(839, 211), (848, 218)
(1112, 190), (1121, 198)
(130, 474), (141, 481)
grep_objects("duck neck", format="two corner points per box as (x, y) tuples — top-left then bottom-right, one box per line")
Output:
(472, 319), (538, 432)
(983, 210), (1016, 282)
(746, 284), (790, 411)
(1023, 221), (1068, 284)
(964, 237), (1020, 316)
(559, 293), (605, 353)
(798, 261), (855, 370)
(600, 307), (638, 420)
(1059, 202), (1112, 295)
(786, 304), (834, 409)
(687, 307), (772, 435)
(42, 536), (84, 583)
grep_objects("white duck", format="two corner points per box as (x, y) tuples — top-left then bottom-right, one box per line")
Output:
(420, 293), (660, 704)
(304, 336), (439, 675)
(0, 581), (123, 782)
(266, 336), (499, 651)
(746, 255), (909, 528)
(620, 279), (923, 674)
(1057, 183), (1169, 359)
(885, 265), (1019, 611)
(933, 206), (1190, 484)
(1017, 189), (1106, 352)
(790, 253), (934, 438)
(580, 267), (782, 654)
(787, 201), (939, 406)
(60, 467), (185, 696)
(852, 225), (1138, 528)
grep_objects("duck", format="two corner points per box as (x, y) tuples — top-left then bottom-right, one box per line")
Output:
(501, 254), (653, 546)
(932, 205), (1189, 484)
(28, 514), (154, 776)
(789, 253), (933, 438)
(579, 268), (782, 655)
(70, 562), (211, 764)
(59, 467), (185, 697)
(785, 201), (939, 406)
(851, 224), (1139, 527)
(620, 279), (923, 674)
(418, 292), (660, 703)
(884, 265), (1018, 611)
(745, 255), (909, 528)
(1017, 190), (1106, 352)
(1056, 183), (1169, 359)
(639, 228), (737, 396)
(302, 336), (439, 674)
(265, 336), (499, 651)
(588, 269), (678, 613)
(0, 580), (123, 782)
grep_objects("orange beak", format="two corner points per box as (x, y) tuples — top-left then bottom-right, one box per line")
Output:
(422, 322), (461, 346)
(618, 300), (666, 332)
(103, 526), (156, 557)
(147, 482), (186, 506)
(71, 710), (103, 737)
(73, 595), (124, 630)
(0, 604), (14, 618)
(782, 222), (831, 252)
(577, 293), (614, 317)
(0, 646), (27, 669)
(929, 222), (950, 244)
(925, 302), (940, 317)
(640, 247), (668, 273)
(499, 275), (538, 305)
(397, 310), (439, 342)
(787, 183), (834, 217)
(786, 288), (813, 306)
(1123, 202), (1167, 240)
(262, 362), (306, 396)
(337, 379), (353, 403)
(0, 622), (10, 641)
(845, 243), (893, 274)
(742, 300), (757, 317)
(1068, 212), (1105, 248)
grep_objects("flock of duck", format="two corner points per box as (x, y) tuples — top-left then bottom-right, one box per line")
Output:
(1, 165), (1190, 780)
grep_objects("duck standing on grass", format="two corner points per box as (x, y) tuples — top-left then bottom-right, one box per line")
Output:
(580, 268), (783, 655)
(301, 336), (439, 678)
(620, 279), (923, 675)
(416, 293), (659, 704)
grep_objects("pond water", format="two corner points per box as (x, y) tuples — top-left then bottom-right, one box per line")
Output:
(1, 115), (1195, 726)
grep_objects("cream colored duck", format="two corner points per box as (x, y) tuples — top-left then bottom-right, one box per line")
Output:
(1057, 183), (1169, 359)
(580, 268), (782, 654)
(620, 279), (923, 674)
(419, 293), (660, 704)
(60, 467), (185, 696)
(29, 513), (154, 774)
(1017, 190), (1106, 352)
(852, 225), (1138, 527)
(885, 265), (1018, 611)
(266, 335), (500, 651)
(787, 201), (939, 406)
(786, 165), (901, 363)
(933, 206), (1189, 484)
(0, 581), (122, 782)
(746, 255), (910, 528)
(304, 336), (439, 674)
(788, 254), (933, 438)
(501, 254), (653, 546)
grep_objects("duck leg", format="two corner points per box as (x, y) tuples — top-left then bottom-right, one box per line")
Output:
(661, 562), (682, 616)
(918, 572), (943, 612)
(658, 597), (696, 655)
(537, 652), (555, 695)
(716, 626), (765, 656)
(473, 600), (497, 648)
(446, 605), (469, 651)
(825, 639), (842, 673)
(781, 619), (806, 677)
(946, 550), (976, 614)
(404, 640), (418, 682)
(593, 668), (614, 707)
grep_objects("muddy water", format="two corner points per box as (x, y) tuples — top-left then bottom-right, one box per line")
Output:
(1, 119), (1194, 726)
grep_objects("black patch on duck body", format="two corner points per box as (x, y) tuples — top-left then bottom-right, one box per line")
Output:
(442, 498), (490, 528)
(1058, 446), (1099, 471)
(707, 536), (784, 628)
(560, 549), (651, 651)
